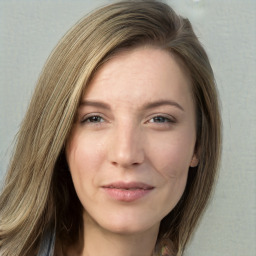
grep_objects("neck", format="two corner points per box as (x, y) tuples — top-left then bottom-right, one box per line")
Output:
(75, 213), (159, 256)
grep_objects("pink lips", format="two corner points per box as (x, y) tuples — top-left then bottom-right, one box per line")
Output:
(102, 182), (154, 202)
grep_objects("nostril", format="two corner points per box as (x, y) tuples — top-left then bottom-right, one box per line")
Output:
(108, 135), (145, 167)
(111, 161), (118, 166)
(111, 160), (142, 168)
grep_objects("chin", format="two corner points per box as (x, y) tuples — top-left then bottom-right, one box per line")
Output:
(97, 213), (161, 235)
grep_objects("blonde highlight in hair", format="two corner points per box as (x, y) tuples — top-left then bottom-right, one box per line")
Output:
(0, 1), (221, 255)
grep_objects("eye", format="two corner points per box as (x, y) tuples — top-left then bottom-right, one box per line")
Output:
(81, 115), (104, 124)
(149, 115), (174, 123)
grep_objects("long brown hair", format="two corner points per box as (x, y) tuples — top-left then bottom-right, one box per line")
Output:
(0, 1), (221, 255)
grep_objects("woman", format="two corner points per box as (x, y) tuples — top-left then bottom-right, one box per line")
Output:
(0, 1), (221, 256)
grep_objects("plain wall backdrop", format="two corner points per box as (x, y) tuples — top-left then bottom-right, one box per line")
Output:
(0, 0), (255, 255)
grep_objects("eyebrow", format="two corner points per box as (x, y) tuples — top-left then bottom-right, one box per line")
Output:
(79, 99), (184, 112)
(79, 100), (111, 110)
(142, 100), (184, 111)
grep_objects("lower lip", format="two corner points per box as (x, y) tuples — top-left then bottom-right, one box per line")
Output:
(102, 188), (153, 202)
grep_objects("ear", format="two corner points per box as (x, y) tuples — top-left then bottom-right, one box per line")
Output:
(190, 153), (199, 167)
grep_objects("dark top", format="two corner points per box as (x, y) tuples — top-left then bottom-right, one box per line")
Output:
(37, 229), (55, 256)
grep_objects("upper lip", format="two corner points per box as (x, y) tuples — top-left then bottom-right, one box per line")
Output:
(102, 182), (154, 190)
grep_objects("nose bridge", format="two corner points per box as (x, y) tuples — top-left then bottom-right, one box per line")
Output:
(109, 119), (144, 167)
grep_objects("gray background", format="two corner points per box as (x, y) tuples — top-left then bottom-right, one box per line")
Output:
(0, 0), (255, 255)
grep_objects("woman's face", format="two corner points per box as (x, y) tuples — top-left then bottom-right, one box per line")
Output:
(66, 47), (198, 235)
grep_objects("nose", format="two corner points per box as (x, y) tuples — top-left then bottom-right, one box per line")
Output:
(108, 123), (144, 168)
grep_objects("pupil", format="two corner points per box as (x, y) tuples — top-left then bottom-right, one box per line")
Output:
(154, 116), (165, 122)
(91, 116), (100, 122)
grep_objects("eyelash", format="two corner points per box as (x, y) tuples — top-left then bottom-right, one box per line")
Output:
(81, 114), (105, 124)
(80, 114), (176, 127)
(148, 115), (175, 124)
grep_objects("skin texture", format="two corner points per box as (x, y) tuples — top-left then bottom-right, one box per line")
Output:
(66, 46), (199, 256)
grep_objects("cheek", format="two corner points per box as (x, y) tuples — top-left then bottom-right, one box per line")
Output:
(66, 131), (106, 189)
(148, 133), (194, 214)
(147, 132), (195, 179)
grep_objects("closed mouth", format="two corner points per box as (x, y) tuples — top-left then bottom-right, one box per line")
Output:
(102, 182), (154, 190)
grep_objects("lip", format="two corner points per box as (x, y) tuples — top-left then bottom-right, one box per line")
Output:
(101, 182), (154, 202)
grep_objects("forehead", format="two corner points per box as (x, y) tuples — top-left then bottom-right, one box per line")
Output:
(83, 46), (193, 108)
